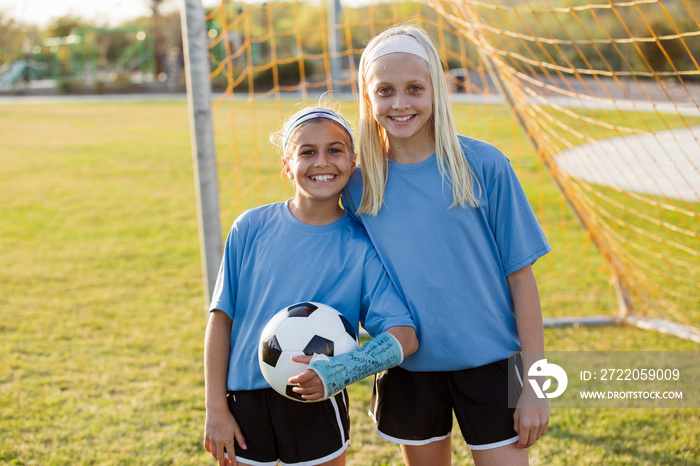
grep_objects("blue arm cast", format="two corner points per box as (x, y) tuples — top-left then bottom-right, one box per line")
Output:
(307, 332), (404, 399)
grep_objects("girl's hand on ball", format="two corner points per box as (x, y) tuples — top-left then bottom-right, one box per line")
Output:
(288, 360), (325, 401)
(291, 354), (312, 364)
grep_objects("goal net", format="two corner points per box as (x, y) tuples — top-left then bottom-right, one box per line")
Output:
(199, 0), (700, 337)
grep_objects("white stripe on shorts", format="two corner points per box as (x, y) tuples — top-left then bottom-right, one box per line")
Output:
(375, 429), (451, 446)
(369, 408), (451, 447)
(515, 359), (524, 387)
(227, 452), (277, 466)
(280, 395), (350, 466)
(330, 394), (346, 445)
(280, 441), (350, 466)
(468, 435), (520, 450)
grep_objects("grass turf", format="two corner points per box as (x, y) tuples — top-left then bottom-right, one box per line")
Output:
(0, 100), (697, 465)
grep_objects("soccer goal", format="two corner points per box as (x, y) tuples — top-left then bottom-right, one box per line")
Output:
(181, 0), (700, 341)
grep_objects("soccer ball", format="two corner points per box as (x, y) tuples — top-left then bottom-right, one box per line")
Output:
(258, 301), (359, 402)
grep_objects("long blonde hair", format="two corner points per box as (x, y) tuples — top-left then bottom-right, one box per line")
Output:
(357, 24), (480, 215)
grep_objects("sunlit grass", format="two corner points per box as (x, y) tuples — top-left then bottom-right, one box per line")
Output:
(0, 100), (697, 465)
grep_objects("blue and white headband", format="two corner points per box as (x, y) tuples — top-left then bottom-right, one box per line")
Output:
(282, 108), (355, 151)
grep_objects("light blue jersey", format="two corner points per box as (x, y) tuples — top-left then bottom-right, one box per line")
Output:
(342, 136), (551, 371)
(209, 200), (415, 391)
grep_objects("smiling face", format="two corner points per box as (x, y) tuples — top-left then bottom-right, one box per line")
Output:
(366, 52), (435, 158)
(283, 119), (356, 212)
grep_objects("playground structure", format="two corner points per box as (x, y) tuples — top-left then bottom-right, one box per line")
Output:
(0, 24), (184, 93)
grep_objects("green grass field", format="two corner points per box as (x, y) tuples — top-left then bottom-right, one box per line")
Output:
(0, 100), (698, 465)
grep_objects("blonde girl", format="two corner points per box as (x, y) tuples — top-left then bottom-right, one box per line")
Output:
(341, 24), (550, 466)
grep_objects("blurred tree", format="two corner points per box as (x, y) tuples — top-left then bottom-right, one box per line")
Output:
(46, 15), (88, 38)
(0, 11), (22, 56)
(150, 0), (167, 78)
(0, 11), (40, 66)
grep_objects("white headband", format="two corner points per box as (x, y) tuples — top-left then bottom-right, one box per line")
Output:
(366, 34), (430, 64)
(282, 109), (355, 151)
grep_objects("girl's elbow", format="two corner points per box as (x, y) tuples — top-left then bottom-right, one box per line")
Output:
(402, 328), (419, 357)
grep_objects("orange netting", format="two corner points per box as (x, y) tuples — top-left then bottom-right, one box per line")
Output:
(205, 0), (700, 329)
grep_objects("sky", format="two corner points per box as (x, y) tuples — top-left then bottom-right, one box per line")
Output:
(0, 0), (222, 27)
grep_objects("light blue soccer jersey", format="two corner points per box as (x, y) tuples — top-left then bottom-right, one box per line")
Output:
(342, 136), (551, 371)
(209, 200), (415, 391)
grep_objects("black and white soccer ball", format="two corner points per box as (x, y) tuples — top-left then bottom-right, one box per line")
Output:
(258, 301), (359, 402)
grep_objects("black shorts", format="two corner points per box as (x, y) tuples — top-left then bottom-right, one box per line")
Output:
(226, 388), (350, 465)
(369, 355), (523, 450)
